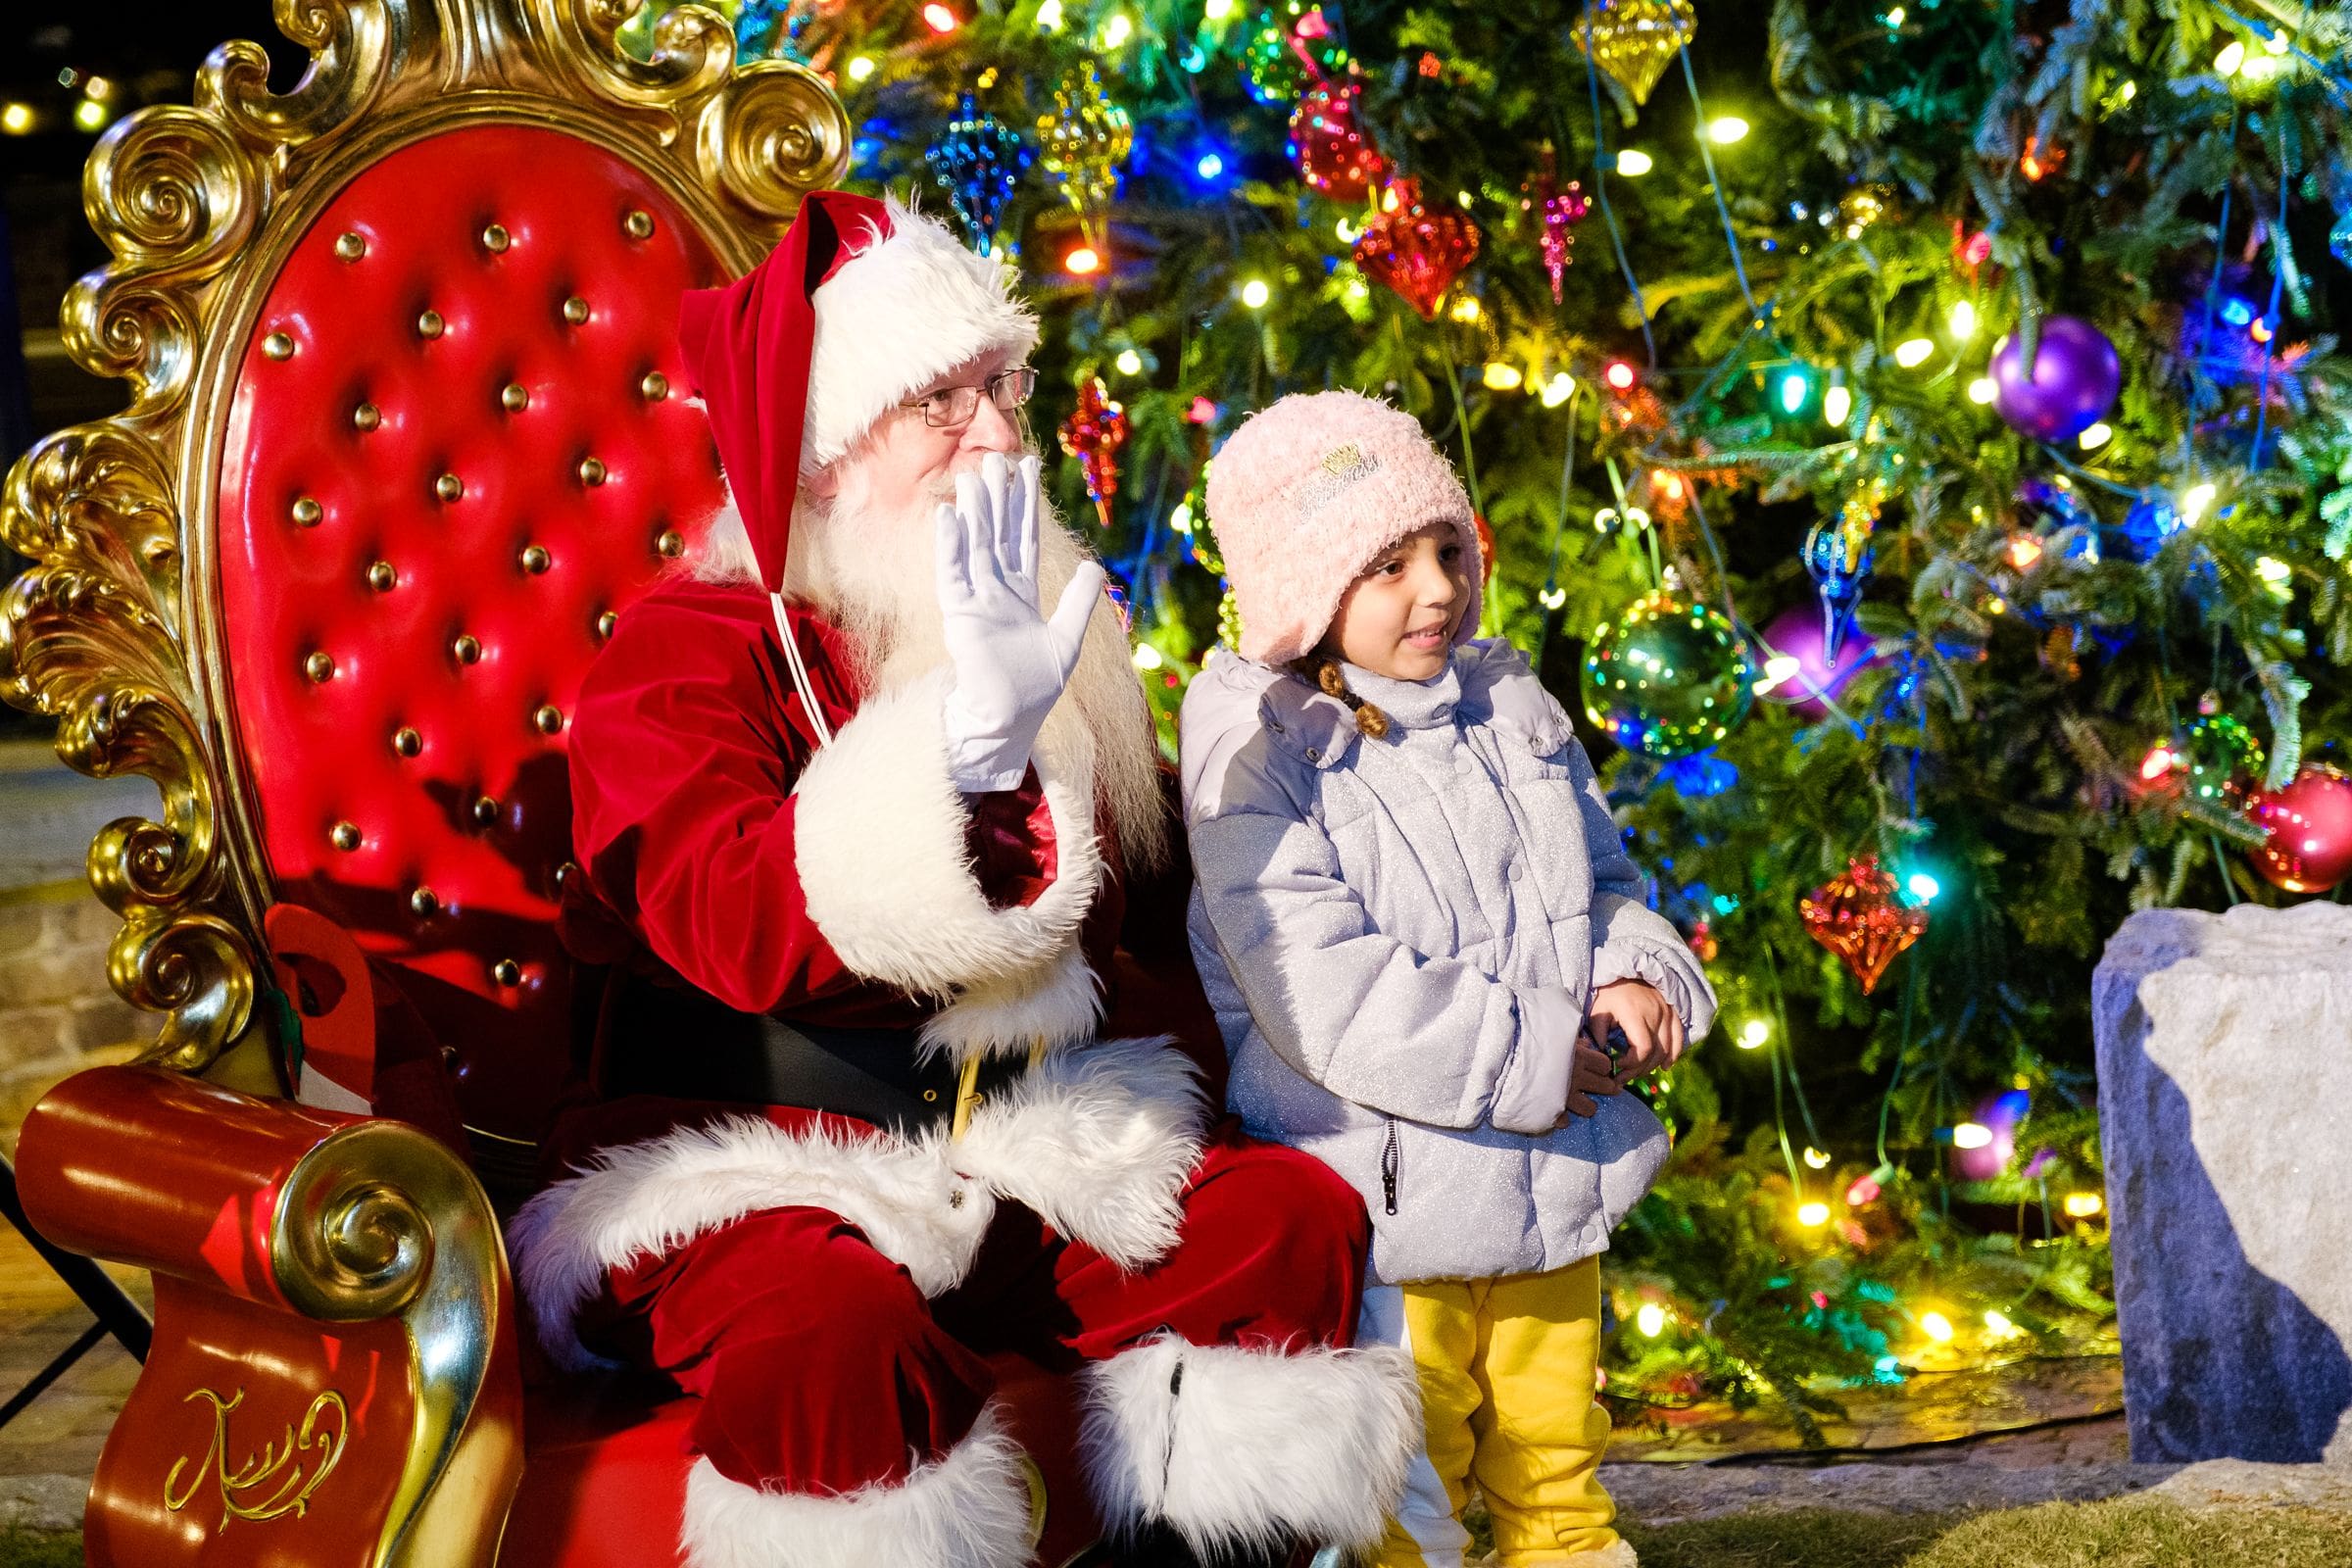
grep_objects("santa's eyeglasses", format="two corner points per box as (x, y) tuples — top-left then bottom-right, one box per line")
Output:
(899, 367), (1038, 429)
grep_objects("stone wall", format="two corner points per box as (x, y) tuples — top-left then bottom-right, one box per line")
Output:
(0, 883), (144, 1148)
(0, 743), (160, 1149)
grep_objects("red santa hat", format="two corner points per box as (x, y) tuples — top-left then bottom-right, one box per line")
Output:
(676, 191), (1041, 594)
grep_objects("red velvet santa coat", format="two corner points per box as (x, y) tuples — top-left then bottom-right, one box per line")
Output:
(511, 574), (1223, 1370)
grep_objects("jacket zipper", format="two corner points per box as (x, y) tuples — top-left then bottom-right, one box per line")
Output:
(1381, 1116), (1400, 1215)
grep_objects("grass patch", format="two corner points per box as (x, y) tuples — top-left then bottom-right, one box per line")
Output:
(1910, 1499), (2352, 1568)
(1620, 1499), (2352, 1568)
(0, 1528), (78, 1568)
(1621, 1508), (1961, 1568)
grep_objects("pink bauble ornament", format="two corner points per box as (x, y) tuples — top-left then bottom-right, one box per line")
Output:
(1988, 316), (2121, 443)
(1760, 604), (1874, 720)
(1952, 1089), (2030, 1183)
(2247, 763), (2352, 893)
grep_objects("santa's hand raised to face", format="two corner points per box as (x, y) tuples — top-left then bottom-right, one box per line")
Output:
(935, 450), (1109, 792)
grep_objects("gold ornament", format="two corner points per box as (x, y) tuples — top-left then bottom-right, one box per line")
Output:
(1580, 0), (1696, 108)
(1037, 62), (1133, 251)
(1837, 185), (1890, 239)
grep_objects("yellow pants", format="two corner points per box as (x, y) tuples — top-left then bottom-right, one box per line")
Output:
(1359, 1256), (1624, 1568)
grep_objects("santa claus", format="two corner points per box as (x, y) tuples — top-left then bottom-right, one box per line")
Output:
(507, 191), (1416, 1567)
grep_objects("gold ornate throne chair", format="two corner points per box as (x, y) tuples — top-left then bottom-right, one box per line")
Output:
(1, 3), (1102, 1562)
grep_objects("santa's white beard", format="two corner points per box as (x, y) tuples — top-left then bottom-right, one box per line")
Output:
(699, 462), (1169, 874)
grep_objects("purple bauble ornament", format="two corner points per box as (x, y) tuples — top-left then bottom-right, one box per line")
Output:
(1989, 316), (2121, 443)
(1952, 1089), (2031, 1182)
(1760, 604), (1874, 720)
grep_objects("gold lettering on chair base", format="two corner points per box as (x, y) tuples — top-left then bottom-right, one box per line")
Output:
(164, 1386), (350, 1530)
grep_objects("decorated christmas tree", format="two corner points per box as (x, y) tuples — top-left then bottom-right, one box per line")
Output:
(629, 0), (2352, 1437)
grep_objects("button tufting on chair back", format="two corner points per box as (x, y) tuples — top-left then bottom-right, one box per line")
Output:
(218, 123), (731, 1142)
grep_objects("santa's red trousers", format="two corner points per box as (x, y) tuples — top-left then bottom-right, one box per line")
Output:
(582, 1123), (1369, 1494)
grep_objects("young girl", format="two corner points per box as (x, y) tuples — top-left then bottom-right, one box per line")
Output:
(1180, 391), (1717, 1568)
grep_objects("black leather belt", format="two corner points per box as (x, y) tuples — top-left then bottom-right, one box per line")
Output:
(598, 975), (1031, 1136)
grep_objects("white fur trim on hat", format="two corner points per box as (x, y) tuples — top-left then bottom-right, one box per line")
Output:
(1078, 1337), (1420, 1557)
(679, 1405), (1035, 1568)
(805, 194), (1041, 470)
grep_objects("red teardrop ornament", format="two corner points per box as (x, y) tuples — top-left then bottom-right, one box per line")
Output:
(1290, 80), (1385, 202)
(1351, 176), (1481, 320)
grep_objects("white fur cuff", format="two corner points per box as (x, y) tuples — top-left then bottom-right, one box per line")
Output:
(947, 1036), (1208, 1271)
(679, 1405), (1036, 1568)
(1079, 1337), (1421, 1557)
(507, 1116), (994, 1372)
(793, 671), (1105, 1028)
(920, 944), (1103, 1066)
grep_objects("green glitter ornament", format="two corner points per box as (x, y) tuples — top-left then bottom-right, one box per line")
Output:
(1580, 591), (1757, 759)
(1241, 3), (1349, 107)
(2184, 712), (2264, 804)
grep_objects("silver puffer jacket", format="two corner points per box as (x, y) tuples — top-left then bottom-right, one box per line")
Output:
(1180, 639), (1716, 1285)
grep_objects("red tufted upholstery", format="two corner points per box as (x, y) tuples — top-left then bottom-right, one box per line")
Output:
(217, 124), (730, 1140)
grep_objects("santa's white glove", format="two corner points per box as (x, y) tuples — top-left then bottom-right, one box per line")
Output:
(936, 452), (1106, 793)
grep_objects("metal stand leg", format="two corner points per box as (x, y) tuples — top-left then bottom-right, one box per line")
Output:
(0, 1150), (151, 1431)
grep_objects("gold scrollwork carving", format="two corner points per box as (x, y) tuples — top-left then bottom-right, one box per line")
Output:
(164, 1386), (350, 1528)
(68, 108), (264, 415)
(197, 0), (400, 154)
(272, 1118), (517, 1567)
(1, 423), (255, 1072)
(528, 0), (735, 142)
(699, 61), (853, 219)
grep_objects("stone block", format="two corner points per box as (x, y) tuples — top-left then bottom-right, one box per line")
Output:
(67, 892), (127, 949)
(0, 1005), (67, 1063)
(2093, 902), (2352, 1463)
(0, 899), (47, 963)
(0, 940), (106, 1010)
(67, 994), (144, 1054)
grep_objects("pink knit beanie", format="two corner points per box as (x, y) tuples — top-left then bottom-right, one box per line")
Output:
(1203, 390), (1480, 665)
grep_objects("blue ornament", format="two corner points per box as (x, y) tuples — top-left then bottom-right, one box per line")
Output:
(926, 94), (1031, 254)
(2019, 477), (2101, 564)
(2117, 493), (2182, 562)
(1660, 750), (1739, 798)
(734, 0), (783, 60)
(2332, 208), (2352, 269)
(2018, 475), (2095, 530)
(1803, 517), (1873, 658)
(733, 0), (814, 62)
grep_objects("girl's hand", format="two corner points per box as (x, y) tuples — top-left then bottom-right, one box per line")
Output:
(1560, 1042), (1622, 1122)
(1586, 979), (1686, 1085)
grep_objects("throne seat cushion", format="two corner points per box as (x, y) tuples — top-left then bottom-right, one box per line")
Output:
(215, 123), (734, 1140)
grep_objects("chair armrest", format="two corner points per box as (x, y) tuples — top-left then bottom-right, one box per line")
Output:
(21, 1064), (361, 1305)
(18, 1065), (521, 1568)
